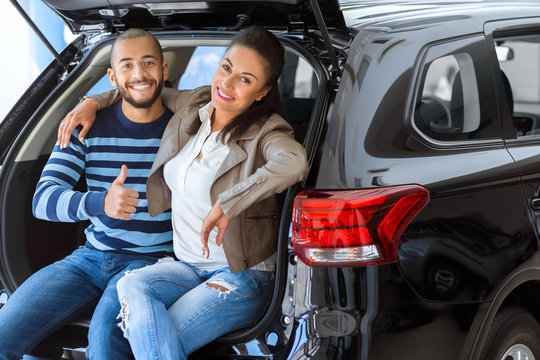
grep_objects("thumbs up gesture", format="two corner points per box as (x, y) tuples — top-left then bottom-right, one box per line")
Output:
(104, 165), (139, 220)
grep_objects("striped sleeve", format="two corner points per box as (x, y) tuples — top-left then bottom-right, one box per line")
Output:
(32, 131), (107, 222)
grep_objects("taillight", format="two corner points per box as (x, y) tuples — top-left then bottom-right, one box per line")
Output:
(292, 185), (429, 267)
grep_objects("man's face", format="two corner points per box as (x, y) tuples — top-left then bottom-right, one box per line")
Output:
(107, 36), (168, 109)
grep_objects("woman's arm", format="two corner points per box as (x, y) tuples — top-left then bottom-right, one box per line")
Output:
(219, 119), (309, 220)
(57, 88), (186, 148)
(200, 119), (308, 256)
(58, 90), (120, 148)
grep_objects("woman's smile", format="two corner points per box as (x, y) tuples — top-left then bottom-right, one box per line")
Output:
(216, 87), (234, 101)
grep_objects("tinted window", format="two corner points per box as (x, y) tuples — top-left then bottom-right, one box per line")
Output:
(279, 52), (318, 143)
(494, 33), (540, 137)
(414, 37), (499, 141)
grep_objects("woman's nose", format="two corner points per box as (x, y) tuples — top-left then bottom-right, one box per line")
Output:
(221, 75), (234, 90)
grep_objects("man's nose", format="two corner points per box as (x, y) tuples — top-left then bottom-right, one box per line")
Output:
(132, 64), (146, 78)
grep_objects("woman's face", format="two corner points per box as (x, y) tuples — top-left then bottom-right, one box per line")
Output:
(211, 45), (271, 121)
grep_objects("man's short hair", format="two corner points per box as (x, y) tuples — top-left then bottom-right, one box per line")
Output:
(110, 28), (163, 65)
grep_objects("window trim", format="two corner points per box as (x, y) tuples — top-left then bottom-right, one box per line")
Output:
(406, 34), (504, 149)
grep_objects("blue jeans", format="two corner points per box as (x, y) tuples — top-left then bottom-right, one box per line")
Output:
(116, 258), (274, 360)
(0, 246), (161, 360)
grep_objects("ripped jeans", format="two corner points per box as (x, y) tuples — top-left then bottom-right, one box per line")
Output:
(115, 259), (274, 360)
(0, 246), (162, 360)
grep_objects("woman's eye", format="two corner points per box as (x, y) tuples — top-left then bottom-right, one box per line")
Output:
(241, 77), (251, 84)
(222, 64), (230, 71)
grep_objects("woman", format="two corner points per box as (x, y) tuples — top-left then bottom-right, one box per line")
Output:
(60, 25), (308, 359)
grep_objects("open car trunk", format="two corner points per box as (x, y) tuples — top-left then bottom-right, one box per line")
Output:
(0, 29), (330, 357)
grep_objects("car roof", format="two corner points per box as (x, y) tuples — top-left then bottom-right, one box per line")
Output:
(341, 0), (540, 37)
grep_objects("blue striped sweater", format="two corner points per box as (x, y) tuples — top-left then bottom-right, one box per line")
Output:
(33, 102), (174, 254)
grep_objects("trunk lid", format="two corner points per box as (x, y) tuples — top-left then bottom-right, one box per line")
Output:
(42, 0), (347, 33)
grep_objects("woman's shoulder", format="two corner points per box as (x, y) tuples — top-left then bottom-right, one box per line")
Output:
(261, 112), (294, 133)
(240, 112), (294, 141)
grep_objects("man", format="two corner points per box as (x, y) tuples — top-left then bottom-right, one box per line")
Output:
(0, 29), (173, 359)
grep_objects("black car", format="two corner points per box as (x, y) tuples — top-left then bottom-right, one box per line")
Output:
(3, 0), (540, 359)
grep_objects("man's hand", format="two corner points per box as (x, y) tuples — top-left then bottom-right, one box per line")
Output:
(201, 201), (230, 259)
(58, 97), (99, 149)
(104, 165), (139, 220)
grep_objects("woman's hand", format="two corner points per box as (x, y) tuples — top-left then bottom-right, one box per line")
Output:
(58, 97), (99, 149)
(201, 201), (230, 259)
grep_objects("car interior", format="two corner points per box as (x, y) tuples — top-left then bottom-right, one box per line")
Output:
(0, 36), (320, 344)
(495, 35), (540, 137)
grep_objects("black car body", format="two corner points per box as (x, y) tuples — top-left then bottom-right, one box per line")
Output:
(3, 0), (540, 359)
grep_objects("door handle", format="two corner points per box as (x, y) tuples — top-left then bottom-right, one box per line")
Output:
(531, 198), (540, 210)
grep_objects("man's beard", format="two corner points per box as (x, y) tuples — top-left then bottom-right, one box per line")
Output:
(118, 78), (164, 109)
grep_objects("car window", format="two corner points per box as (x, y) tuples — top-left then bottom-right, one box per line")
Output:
(413, 37), (499, 141)
(494, 33), (540, 137)
(85, 44), (317, 145)
(86, 75), (116, 95)
(86, 46), (229, 95)
(176, 46), (318, 99)
(178, 46), (227, 89)
(280, 52), (318, 99)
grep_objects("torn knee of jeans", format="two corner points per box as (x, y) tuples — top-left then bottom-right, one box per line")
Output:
(117, 297), (129, 333)
(206, 280), (237, 298)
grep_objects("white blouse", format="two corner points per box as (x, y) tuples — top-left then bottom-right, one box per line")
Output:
(163, 102), (230, 271)
(164, 102), (276, 272)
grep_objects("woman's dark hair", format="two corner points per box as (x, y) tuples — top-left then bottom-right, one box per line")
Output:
(188, 25), (286, 143)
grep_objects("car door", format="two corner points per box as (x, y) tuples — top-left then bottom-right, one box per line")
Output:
(311, 17), (536, 357)
(486, 19), (540, 244)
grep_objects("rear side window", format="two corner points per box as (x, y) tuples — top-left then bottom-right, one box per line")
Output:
(413, 37), (499, 141)
(494, 33), (540, 137)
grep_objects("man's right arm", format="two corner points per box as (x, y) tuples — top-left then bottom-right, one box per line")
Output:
(33, 129), (106, 222)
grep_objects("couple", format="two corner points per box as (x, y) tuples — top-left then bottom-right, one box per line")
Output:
(0, 26), (308, 359)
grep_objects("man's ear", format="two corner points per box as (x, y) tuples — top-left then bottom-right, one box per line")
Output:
(162, 61), (169, 82)
(107, 67), (117, 87)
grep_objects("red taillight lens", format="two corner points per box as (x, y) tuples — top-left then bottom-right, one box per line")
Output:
(292, 185), (429, 267)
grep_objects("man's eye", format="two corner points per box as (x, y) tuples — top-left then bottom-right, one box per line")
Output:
(122, 64), (131, 69)
(145, 61), (155, 66)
